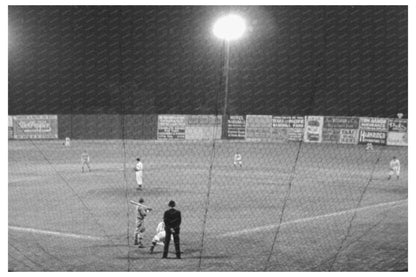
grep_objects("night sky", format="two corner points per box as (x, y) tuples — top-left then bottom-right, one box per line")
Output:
(8, 6), (407, 117)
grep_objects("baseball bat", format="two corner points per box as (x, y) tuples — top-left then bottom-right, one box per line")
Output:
(129, 200), (153, 211)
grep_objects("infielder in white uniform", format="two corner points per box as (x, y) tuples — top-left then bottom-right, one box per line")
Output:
(134, 158), (143, 190)
(149, 222), (173, 254)
(234, 152), (242, 167)
(388, 156), (400, 180)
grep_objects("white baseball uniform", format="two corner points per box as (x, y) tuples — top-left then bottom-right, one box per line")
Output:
(234, 153), (242, 167)
(389, 158), (400, 177)
(152, 222), (173, 246)
(135, 161), (143, 186)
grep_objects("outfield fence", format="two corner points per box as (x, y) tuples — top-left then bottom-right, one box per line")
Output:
(8, 114), (408, 147)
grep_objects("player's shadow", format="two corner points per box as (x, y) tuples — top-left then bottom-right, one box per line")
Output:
(115, 250), (183, 261)
(89, 243), (130, 248)
(115, 247), (229, 261)
(116, 254), (229, 261)
(185, 254), (229, 260)
(367, 183), (407, 194)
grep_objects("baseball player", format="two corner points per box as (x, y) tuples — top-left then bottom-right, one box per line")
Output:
(133, 198), (149, 248)
(81, 150), (91, 173)
(134, 158), (143, 190)
(64, 137), (70, 147)
(366, 142), (374, 151)
(149, 221), (174, 254)
(234, 151), (242, 167)
(388, 156), (400, 180)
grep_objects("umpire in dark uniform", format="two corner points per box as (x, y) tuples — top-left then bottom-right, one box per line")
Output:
(162, 200), (181, 259)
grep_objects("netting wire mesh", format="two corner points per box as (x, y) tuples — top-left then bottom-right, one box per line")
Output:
(8, 6), (407, 271)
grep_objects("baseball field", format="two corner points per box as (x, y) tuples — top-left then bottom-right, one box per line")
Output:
(8, 139), (408, 271)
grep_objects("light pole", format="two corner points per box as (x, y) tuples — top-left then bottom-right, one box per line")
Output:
(213, 14), (246, 138)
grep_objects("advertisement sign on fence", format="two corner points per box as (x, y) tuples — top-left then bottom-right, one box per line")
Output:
(322, 116), (359, 144)
(388, 119), (407, 132)
(272, 116), (304, 141)
(227, 115), (246, 139)
(288, 128), (304, 141)
(385, 118), (407, 147)
(323, 117), (359, 129)
(187, 115), (221, 126)
(359, 117), (388, 131)
(271, 128), (287, 142)
(272, 116), (305, 128)
(387, 132), (408, 146)
(245, 115), (272, 140)
(358, 130), (387, 145)
(322, 128), (341, 143)
(12, 115), (58, 139)
(339, 129), (359, 144)
(157, 115), (186, 140)
(304, 116), (323, 143)
(185, 115), (222, 140)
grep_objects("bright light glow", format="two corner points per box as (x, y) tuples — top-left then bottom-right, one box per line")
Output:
(213, 14), (246, 41)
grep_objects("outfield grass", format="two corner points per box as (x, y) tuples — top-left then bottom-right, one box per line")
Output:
(8, 139), (408, 271)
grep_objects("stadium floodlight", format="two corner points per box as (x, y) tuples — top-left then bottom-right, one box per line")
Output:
(213, 14), (246, 138)
(213, 14), (246, 41)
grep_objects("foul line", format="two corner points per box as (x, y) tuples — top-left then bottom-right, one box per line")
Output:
(8, 226), (104, 241)
(219, 199), (407, 238)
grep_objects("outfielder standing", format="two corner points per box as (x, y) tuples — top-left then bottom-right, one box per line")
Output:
(234, 151), (242, 167)
(133, 198), (149, 248)
(81, 150), (91, 173)
(388, 156), (400, 180)
(366, 142), (374, 151)
(134, 158), (143, 190)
